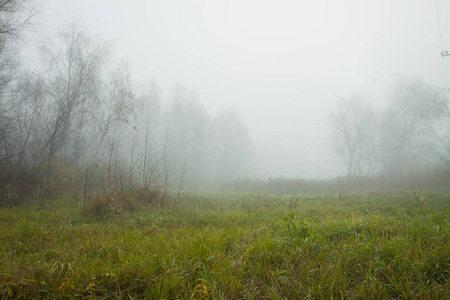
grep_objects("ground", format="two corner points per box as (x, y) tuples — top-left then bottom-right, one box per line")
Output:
(0, 192), (449, 299)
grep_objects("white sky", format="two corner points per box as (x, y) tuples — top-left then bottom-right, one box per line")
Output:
(32, 0), (450, 178)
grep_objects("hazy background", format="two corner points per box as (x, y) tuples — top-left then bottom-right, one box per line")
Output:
(30, 0), (450, 178)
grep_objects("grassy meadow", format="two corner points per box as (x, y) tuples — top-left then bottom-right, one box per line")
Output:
(0, 191), (449, 299)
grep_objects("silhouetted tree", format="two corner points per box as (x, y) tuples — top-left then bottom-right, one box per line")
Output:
(164, 84), (213, 186)
(330, 95), (377, 177)
(0, 0), (35, 163)
(0, 0), (34, 89)
(37, 23), (108, 163)
(431, 86), (450, 166)
(378, 79), (435, 174)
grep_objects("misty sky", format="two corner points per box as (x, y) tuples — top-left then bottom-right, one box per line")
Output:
(31, 0), (450, 178)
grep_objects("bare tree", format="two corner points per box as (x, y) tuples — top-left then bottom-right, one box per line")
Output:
(431, 87), (450, 166)
(378, 79), (435, 174)
(0, 0), (35, 163)
(0, 0), (34, 90)
(134, 81), (162, 189)
(330, 95), (377, 177)
(36, 23), (108, 163)
(164, 84), (213, 186)
(10, 73), (46, 167)
(93, 62), (136, 158)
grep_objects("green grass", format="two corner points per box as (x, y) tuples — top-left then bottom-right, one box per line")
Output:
(0, 192), (449, 299)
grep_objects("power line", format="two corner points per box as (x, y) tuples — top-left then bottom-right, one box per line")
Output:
(434, 0), (449, 90)
(434, 0), (450, 125)
(434, 0), (445, 52)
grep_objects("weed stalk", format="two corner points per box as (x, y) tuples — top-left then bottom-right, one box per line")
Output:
(411, 185), (429, 225)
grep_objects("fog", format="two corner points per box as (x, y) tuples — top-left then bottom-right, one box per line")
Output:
(22, 0), (450, 179)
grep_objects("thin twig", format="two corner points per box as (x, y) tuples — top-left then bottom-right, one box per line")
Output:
(411, 185), (429, 224)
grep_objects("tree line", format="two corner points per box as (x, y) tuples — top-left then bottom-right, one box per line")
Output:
(329, 78), (449, 178)
(0, 1), (252, 205)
